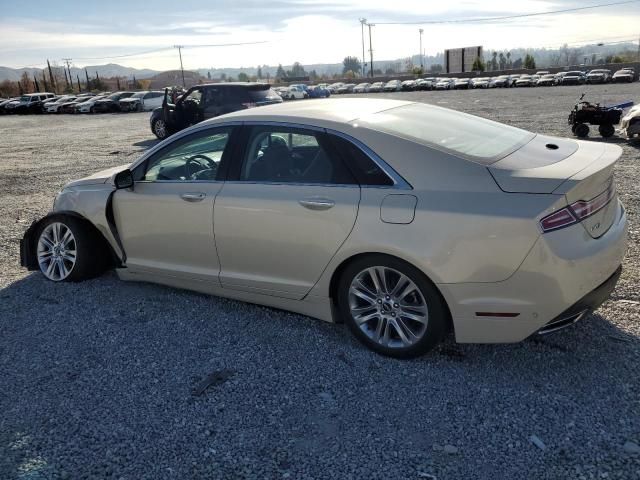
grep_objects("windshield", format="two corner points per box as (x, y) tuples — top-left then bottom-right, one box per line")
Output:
(356, 103), (535, 164)
(567, 71), (583, 75)
(19, 96), (30, 102)
(130, 92), (146, 98)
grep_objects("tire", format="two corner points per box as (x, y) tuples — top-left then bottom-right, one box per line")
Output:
(35, 215), (109, 282)
(337, 254), (449, 358)
(152, 118), (169, 140)
(575, 123), (590, 138)
(599, 124), (615, 138)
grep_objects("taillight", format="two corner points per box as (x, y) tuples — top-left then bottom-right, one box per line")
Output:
(540, 208), (577, 232)
(540, 182), (615, 233)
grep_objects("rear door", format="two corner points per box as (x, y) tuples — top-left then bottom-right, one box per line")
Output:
(213, 124), (361, 299)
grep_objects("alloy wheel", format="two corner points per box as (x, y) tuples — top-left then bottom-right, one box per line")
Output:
(348, 266), (429, 349)
(37, 222), (77, 281)
(154, 120), (167, 139)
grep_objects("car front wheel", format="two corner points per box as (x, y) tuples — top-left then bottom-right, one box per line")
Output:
(36, 216), (108, 282)
(337, 255), (448, 358)
(152, 118), (169, 139)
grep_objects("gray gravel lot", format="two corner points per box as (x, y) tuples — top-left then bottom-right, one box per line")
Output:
(1, 85), (639, 479)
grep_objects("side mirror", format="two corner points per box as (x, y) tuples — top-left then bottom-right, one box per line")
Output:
(114, 169), (134, 190)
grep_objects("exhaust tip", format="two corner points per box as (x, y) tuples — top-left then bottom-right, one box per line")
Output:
(546, 143), (559, 150)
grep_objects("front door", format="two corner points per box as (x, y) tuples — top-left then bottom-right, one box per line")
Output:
(214, 125), (361, 299)
(112, 126), (235, 282)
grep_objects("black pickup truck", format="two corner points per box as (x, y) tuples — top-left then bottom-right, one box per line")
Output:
(150, 82), (282, 139)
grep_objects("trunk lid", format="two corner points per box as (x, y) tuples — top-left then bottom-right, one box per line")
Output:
(489, 135), (622, 238)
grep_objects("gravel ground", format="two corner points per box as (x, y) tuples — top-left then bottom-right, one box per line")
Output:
(1, 85), (639, 480)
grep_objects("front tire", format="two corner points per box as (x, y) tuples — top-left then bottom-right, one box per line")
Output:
(337, 255), (448, 358)
(35, 216), (108, 282)
(575, 123), (590, 138)
(152, 118), (169, 140)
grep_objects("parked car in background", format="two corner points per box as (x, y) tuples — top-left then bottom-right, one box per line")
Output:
(435, 78), (455, 90)
(75, 94), (108, 113)
(508, 74), (522, 87)
(535, 71), (550, 76)
(119, 91), (165, 112)
(353, 83), (371, 93)
(11, 92), (56, 114)
(561, 71), (586, 85)
(282, 85), (308, 100)
(401, 80), (416, 91)
(22, 99), (627, 359)
(307, 85), (331, 98)
(454, 78), (471, 89)
(554, 72), (567, 85)
(327, 82), (345, 94)
(586, 69), (612, 84)
(515, 75), (535, 87)
(0, 97), (21, 114)
(45, 96), (77, 113)
(60, 96), (92, 114)
(92, 92), (135, 113)
(536, 74), (556, 86)
(470, 77), (490, 89)
(337, 83), (356, 94)
(489, 75), (510, 88)
(150, 82), (282, 139)
(612, 68), (635, 83)
(41, 96), (61, 111)
(383, 80), (402, 92)
(368, 82), (385, 92)
(415, 78), (434, 90)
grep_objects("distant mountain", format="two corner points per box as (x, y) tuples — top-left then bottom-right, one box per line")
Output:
(0, 63), (159, 82)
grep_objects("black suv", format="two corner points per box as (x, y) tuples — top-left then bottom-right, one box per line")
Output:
(150, 83), (282, 139)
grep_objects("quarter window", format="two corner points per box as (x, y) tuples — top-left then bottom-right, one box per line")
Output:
(328, 134), (395, 186)
(239, 127), (355, 185)
(142, 128), (232, 182)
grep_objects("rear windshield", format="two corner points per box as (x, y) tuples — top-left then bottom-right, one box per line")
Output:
(356, 103), (535, 164)
(248, 88), (281, 103)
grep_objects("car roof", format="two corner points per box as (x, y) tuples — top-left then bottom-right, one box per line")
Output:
(207, 98), (413, 126)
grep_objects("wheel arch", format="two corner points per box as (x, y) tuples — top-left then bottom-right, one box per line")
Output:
(327, 251), (453, 332)
(21, 211), (121, 271)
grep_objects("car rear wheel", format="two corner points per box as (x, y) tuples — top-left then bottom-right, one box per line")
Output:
(36, 216), (108, 282)
(337, 255), (448, 358)
(152, 118), (169, 140)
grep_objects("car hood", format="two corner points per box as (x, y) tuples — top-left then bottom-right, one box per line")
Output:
(66, 164), (130, 187)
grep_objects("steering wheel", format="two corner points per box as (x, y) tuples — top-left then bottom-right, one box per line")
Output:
(186, 154), (217, 180)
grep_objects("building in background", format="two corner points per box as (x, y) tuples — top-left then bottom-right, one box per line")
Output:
(445, 46), (483, 73)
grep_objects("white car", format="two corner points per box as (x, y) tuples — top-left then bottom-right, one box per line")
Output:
(621, 104), (640, 138)
(45, 96), (78, 113)
(118, 91), (165, 112)
(283, 86), (308, 100)
(353, 83), (371, 93)
(76, 95), (108, 113)
(434, 78), (454, 90)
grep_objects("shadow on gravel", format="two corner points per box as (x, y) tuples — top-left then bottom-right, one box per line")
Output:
(580, 136), (640, 149)
(132, 139), (159, 149)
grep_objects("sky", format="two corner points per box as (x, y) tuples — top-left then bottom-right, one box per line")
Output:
(0, 0), (639, 71)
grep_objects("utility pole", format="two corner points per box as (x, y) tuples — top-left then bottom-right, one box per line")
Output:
(62, 58), (73, 90)
(419, 29), (424, 71)
(368, 23), (375, 78)
(359, 18), (367, 77)
(174, 45), (186, 87)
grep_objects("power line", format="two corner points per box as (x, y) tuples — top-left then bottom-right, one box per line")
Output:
(371, 0), (640, 25)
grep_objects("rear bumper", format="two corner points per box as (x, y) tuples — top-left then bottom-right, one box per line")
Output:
(441, 200), (627, 343)
(537, 266), (621, 334)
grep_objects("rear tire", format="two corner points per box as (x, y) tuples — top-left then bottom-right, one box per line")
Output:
(575, 123), (590, 138)
(599, 124), (615, 138)
(337, 255), (448, 358)
(35, 215), (109, 282)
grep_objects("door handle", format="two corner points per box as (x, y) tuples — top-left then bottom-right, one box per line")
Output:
(180, 192), (206, 202)
(298, 198), (335, 211)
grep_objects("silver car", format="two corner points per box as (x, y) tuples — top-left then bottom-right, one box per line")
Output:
(21, 99), (627, 358)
